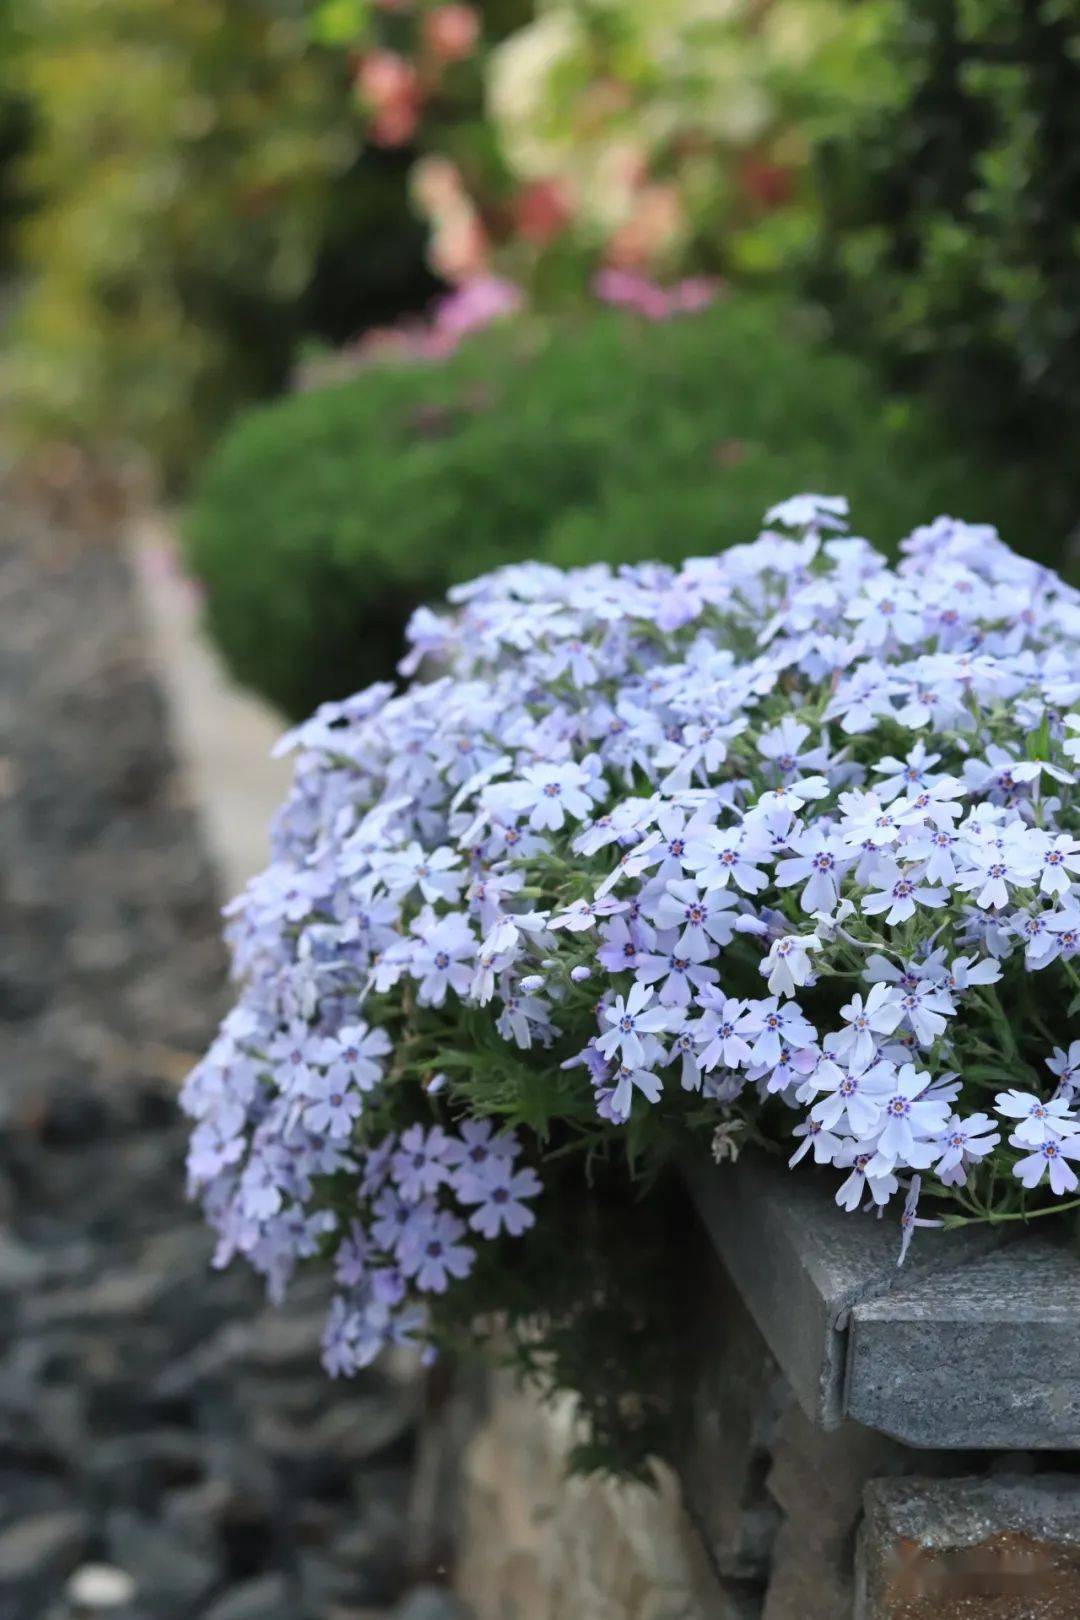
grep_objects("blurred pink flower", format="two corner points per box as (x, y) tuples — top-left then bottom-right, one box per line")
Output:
(593, 268), (722, 321)
(593, 268), (670, 321)
(423, 4), (481, 63)
(668, 277), (722, 315)
(434, 276), (524, 340)
(606, 183), (683, 271)
(294, 276), (523, 390)
(357, 50), (422, 147)
(429, 207), (489, 283)
(514, 178), (576, 245)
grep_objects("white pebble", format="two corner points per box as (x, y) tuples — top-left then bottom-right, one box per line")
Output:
(66, 1563), (137, 1610)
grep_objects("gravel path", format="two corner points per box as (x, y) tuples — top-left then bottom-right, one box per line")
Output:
(0, 506), (461, 1620)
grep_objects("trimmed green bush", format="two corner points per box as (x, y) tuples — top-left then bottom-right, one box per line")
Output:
(185, 296), (1050, 719)
(806, 0), (1080, 534)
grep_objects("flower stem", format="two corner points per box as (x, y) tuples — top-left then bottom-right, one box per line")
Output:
(942, 1196), (1080, 1228)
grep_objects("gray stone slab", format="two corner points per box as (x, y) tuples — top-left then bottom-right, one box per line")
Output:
(683, 1151), (1001, 1430)
(847, 1239), (1080, 1448)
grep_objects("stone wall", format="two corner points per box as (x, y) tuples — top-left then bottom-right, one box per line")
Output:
(451, 1253), (1080, 1620)
(454, 1372), (742, 1620)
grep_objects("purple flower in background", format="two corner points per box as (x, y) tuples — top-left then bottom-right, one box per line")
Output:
(694, 991), (755, 1071)
(597, 914), (651, 974)
(325, 1021), (391, 1092)
(861, 858), (946, 926)
(934, 1113), (1000, 1186)
(647, 879), (738, 957)
(411, 913), (476, 1006)
(303, 1071), (364, 1139)
(267, 1022), (320, 1098)
(744, 998), (816, 1069)
(371, 1188), (416, 1253)
(827, 984), (903, 1074)
(995, 1090), (1080, 1146)
(596, 982), (677, 1066)
(398, 1210), (474, 1292)
(609, 1061), (664, 1120)
(501, 761), (598, 831)
(635, 937), (718, 1006)
(378, 841), (463, 903)
(873, 1065), (952, 1166)
(392, 1126), (452, 1202)
(443, 1119), (517, 1183)
(1048, 1042), (1080, 1099)
(458, 1159), (542, 1238)
(1011, 1135), (1080, 1196)
(808, 1058), (891, 1136)
(757, 717), (822, 779)
(776, 828), (849, 914)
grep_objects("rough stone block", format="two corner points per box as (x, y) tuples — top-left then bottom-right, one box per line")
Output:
(855, 1474), (1080, 1620)
(454, 1370), (747, 1620)
(761, 1403), (912, 1620)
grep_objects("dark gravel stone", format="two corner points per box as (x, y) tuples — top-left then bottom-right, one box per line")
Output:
(394, 1584), (472, 1620)
(0, 1510), (89, 1588)
(104, 1513), (220, 1616)
(201, 1574), (293, 1620)
(0, 506), (426, 1620)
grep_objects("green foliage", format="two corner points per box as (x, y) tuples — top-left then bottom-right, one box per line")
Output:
(430, 1160), (700, 1481)
(806, 0), (1080, 533)
(185, 295), (1050, 718)
(4, 0), (436, 484)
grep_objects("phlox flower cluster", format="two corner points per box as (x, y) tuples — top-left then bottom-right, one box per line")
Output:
(183, 494), (1080, 1372)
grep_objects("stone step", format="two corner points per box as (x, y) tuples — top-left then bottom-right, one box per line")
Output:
(684, 1149), (1080, 1448)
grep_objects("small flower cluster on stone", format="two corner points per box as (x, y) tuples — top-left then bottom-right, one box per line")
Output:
(183, 495), (1080, 1370)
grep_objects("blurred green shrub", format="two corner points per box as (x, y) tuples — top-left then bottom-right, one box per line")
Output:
(0, 3), (33, 276)
(5, 0), (437, 484)
(185, 297), (1045, 718)
(806, 0), (1080, 535)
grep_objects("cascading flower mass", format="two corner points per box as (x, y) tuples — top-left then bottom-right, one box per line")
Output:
(183, 496), (1080, 1373)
